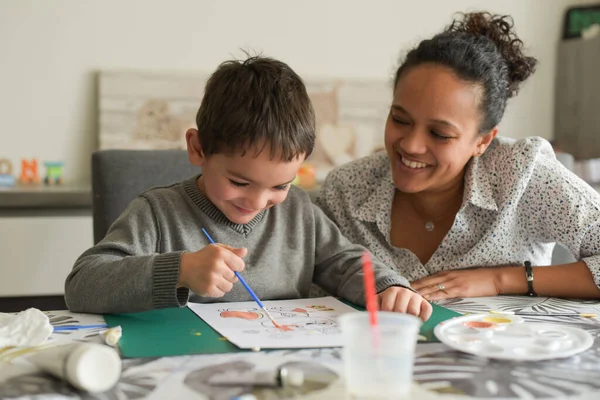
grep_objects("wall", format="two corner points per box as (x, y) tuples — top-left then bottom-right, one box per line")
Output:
(0, 0), (595, 296)
(0, 216), (92, 296)
(0, 0), (596, 183)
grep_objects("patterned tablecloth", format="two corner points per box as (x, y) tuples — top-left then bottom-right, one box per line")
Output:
(1, 296), (599, 400)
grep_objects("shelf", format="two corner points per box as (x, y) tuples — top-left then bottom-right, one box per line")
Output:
(0, 184), (92, 209)
(0, 183), (321, 210)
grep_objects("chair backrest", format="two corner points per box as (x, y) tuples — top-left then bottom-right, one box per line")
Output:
(91, 149), (199, 244)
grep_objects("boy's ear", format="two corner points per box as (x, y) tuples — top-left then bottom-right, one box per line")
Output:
(186, 129), (205, 167)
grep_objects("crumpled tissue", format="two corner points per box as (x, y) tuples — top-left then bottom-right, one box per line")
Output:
(0, 308), (53, 347)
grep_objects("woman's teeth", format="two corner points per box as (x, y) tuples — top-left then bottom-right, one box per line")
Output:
(401, 156), (428, 169)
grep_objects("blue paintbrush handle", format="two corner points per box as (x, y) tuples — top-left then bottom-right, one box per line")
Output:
(234, 271), (264, 308)
(201, 228), (264, 309)
(53, 324), (108, 331)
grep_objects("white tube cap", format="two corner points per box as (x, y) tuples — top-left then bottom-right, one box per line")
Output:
(66, 344), (121, 393)
(281, 367), (305, 387)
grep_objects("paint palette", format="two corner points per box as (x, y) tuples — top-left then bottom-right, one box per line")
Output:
(434, 313), (594, 361)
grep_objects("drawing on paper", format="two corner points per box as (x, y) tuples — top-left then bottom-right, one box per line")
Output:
(219, 306), (340, 337)
(306, 305), (335, 311)
(188, 296), (358, 349)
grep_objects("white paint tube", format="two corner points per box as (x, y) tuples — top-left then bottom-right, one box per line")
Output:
(208, 366), (304, 388)
(27, 342), (121, 393)
(99, 325), (122, 346)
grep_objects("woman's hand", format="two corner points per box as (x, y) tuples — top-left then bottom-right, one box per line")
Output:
(411, 268), (504, 301)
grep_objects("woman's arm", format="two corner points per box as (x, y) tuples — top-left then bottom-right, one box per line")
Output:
(412, 261), (600, 300)
(519, 142), (600, 298)
(415, 139), (600, 300)
(500, 261), (600, 298)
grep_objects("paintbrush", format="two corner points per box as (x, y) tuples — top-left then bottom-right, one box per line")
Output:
(361, 251), (380, 347)
(201, 228), (281, 328)
(490, 310), (596, 318)
(53, 324), (108, 331)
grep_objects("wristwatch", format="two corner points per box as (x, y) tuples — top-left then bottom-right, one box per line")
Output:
(525, 261), (537, 297)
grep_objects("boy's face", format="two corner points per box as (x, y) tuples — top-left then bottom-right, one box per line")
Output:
(186, 129), (305, 224)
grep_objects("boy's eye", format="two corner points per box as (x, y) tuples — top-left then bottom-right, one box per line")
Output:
(393, 116), (409, 125)
(274, 184), (289, 191)
(229, 179), (248, 187)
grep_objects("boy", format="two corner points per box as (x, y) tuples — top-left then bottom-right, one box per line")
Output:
(65, 55), (431, 320)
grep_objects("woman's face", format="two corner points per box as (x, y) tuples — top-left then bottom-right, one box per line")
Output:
(384, 64), (496, 194)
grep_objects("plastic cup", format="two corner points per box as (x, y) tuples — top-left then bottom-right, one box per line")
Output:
(339, 312), (422, 399)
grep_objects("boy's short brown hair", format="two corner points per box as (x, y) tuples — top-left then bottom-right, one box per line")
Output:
(196, 54), (315, 161)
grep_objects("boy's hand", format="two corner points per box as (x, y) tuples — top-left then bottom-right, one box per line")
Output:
(179, 244), (247, 297)
(378, 287), (432, 321)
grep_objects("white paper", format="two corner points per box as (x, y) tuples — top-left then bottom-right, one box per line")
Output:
(0, 308), (53, 348)
(188, 297), (358, 349)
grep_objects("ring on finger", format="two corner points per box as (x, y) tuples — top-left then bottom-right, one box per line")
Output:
(438, 283), (447, 293)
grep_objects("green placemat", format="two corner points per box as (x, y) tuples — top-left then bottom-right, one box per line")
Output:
(104, 307), (242, 358)
(104, 302), (460, 358)
(421, 303), (460, 341)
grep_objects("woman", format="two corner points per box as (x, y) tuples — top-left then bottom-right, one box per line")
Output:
(317, 12), (600, 301)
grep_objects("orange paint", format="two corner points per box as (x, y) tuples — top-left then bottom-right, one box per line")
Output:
(277, 325), (294, 332)
(220, 311), (261, 320)
(463, 321), (496, 329)
(293, 308), (307, 314)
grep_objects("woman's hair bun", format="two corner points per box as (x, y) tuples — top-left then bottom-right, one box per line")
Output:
(446, 12), (537, 96)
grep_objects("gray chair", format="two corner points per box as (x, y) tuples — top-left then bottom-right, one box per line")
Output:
(91, 149), (199, 244)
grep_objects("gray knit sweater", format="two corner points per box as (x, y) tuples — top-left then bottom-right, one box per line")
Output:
(65, 175), (410, 314)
